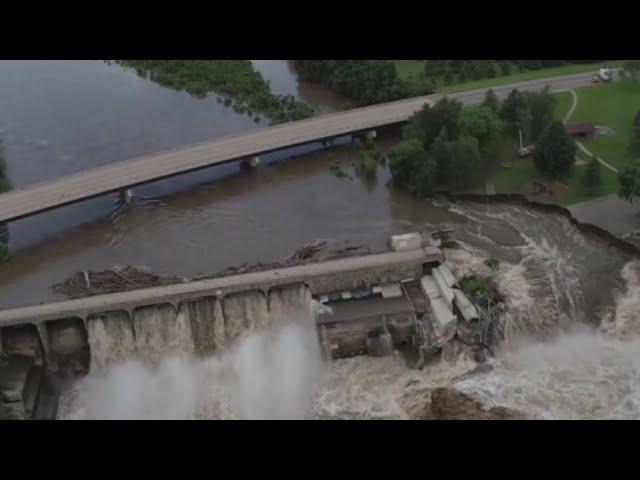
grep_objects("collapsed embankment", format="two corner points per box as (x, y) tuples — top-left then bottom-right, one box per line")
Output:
(444, 193), (640, 258)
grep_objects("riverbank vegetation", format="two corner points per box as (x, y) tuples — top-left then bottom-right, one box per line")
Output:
(116, 61), (314, 125)
(293, 60), (435, 107)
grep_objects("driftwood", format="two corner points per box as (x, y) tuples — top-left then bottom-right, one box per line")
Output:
(52, 240), (370, 299)
(52, 266), (182, 299)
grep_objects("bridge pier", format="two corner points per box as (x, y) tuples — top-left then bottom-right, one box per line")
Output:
(119, 188), (133, 205)
(240, 156), (261, 169)
(354, 130), (377, 143)
(35, 324), (51, 366)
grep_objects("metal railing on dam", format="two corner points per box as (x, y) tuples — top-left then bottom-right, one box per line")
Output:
(0, 247), (443, 328)
(0, 70), (602, 223)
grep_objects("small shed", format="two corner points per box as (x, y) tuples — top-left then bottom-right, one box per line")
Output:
(565, 122), (596, 139)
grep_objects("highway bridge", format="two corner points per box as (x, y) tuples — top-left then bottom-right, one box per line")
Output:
(0, 70), (602, 224)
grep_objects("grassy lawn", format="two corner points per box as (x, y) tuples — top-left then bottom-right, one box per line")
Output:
(494, 158), (536, 194)
(570, 80), (640, 169)
(493, 79), (640, 205)
(561, 165), (619, 205)
(393, 60), (424, 80)
(392, 60), (624, 93)
(554, 90), (574, 121)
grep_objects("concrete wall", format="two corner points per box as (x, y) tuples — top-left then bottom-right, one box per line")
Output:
(0, 248), (442, 375)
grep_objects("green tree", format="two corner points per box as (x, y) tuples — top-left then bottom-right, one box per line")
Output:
(630, 126), (640, 157)
(117, 60), (314, 125)
(583, 155), (602, 193)
(388, 139), (437, 197)
(623, 60), (640, 80)
(430, 135), (481, 188)
(500, 89), (528, 138)
(619, 159), (640, 203)
(481, 89), (500, 114)
(295, 60), (410, 106)
(524, 87), (556, 142)
(634, 108), (640, 127)
(459, 105), (503, 159)
(403, 97), (463, 149)
(533, 121), (576, 179)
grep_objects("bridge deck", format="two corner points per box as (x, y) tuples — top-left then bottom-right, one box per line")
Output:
(0, 70), (601, 223)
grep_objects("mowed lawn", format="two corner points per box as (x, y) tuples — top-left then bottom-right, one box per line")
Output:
(571, 80), (640, 169)
(554, 90), (574, 121)
(494, 80), (640, 205)
(393, 60), (424, 80)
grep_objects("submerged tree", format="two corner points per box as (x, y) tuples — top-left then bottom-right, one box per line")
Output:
(388, 139), (437, 197)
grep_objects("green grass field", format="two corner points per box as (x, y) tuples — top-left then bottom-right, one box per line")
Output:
(393, 60), (425, 80)
(493, 80), (640, 205)
(554, 90), (574, 121)
(392, 60), (624, 93)
(571, 80), (640, 169)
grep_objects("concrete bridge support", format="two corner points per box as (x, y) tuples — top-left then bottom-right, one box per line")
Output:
(119, 188), (133, 205)
(354, 130), (377, 144)
(241, 156), (261, 169)
(35, 324), (51, 366)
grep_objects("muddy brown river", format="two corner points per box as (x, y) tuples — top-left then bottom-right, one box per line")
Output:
(2, 61), (640, 419)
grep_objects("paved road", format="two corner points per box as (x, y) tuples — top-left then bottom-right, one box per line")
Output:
(568, 195), (640, 237)
(0, 70), (602, 224)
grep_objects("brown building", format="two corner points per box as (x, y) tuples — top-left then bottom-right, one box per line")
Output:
(565, 122), (596, 139)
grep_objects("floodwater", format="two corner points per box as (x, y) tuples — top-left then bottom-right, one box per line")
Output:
(0, 60), (351, 308)
(2, 61), (640, 419)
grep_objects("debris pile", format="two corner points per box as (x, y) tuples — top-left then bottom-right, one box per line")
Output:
(52, 241), (371, 299)
(52, 266), (182, 299)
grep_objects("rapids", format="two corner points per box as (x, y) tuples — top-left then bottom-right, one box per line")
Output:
(58, 201), (640, 420)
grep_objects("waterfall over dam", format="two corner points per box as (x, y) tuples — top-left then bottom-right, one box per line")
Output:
(87, 284), (312, 373)
(1, 247), (440, 418)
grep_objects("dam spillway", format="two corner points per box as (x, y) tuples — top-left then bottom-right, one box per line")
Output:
(0, 245), (442, 419)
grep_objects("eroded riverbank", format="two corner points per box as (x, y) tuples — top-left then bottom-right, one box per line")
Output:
(54, 198), (640, 419)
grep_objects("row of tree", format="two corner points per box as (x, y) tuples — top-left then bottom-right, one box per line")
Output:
(423, 60), (603, 86)
(293, 60), (434, 106)
(387, 86), (577, 197)
(116, 61), (315, 124)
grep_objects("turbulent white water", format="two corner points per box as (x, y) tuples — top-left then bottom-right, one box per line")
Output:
(59, 204), (640, 420)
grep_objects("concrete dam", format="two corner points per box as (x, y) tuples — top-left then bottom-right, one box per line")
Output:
(1, 241), (453, 419)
